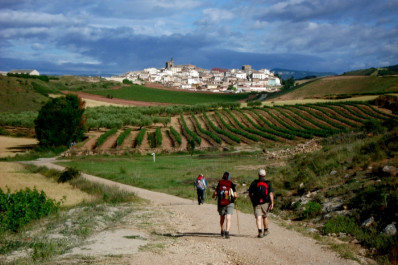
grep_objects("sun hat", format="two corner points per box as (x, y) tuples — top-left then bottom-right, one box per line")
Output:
(258, 169), (266, 177)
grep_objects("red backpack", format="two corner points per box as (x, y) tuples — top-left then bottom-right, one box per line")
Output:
(254, 180), (269, 204)
(217, 179), (232, 206)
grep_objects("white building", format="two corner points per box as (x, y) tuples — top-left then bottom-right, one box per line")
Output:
(9, 69), (40, 76)
(144, 68), (160, 75)
(251, 71), (267, 80)
(235, 71), (247, 80)
(268, 77), (281, 86)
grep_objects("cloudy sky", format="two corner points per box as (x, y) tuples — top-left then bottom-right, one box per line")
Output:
(1, 0), (397, 75)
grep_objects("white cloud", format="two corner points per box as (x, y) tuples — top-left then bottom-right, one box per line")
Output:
(0, 9), (74, 26)
(31, 43), (45, 50)
(202, 8), (234, 22)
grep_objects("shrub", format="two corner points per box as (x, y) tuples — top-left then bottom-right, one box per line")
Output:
(324, 216), (359, 235)
(57, 167), (81, 183)
(302, 201), (322, 219)
(247, 101), (262, 107)
(122, 79), (133, 84)
(362, 119), (386, 134)
(0, 127), (10, 136)
(0, 187), (60, 232)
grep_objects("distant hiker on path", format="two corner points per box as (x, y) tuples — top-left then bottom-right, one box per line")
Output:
(194, 174), (207, 205)
(212, 172), (237, 239)
(248, 169), (274, 238)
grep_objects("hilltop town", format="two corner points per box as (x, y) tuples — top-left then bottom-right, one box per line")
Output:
(107, 59), (282, 93)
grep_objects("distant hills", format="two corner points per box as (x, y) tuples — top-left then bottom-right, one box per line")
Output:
(342, 64), (398, 76)
(271, 68), (337, 80)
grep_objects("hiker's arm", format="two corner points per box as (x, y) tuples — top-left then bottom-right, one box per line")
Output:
(233, 191), (238, 199)
(212, 190), (217, 198)
(268, 192), (274, 210)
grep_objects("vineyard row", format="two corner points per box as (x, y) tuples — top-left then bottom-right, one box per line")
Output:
(72, 103), (397, 154)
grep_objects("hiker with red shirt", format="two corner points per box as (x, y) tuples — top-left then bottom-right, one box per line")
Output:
(212, 172), (237, 239)
(194, 174), (207, 205)
(248, 169), (274, 238)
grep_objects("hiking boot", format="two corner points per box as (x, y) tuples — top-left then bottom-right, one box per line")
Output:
(263, 230), (269, 236)
(225, 231), (230, 239)
(221, 230), (225, 237)
(257, 232), (264, 238)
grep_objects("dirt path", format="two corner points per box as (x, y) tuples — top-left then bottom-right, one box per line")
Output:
(24, 158), (360, 265)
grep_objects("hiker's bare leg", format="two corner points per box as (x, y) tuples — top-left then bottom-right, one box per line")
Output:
(225, 214), (232, 231)
(256, 216), (262, 230)
(220, 215), (225, 231)
(263, 216), (268, 230)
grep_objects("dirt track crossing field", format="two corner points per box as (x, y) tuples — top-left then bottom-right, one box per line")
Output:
(19, 157), (362, 265)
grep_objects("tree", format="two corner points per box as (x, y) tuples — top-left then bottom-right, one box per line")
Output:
(227, 85), (237, 91)
(281, 77), (295, 90)
(187, 139), (195, 156)
(35, 95), (86, 147)
(122, 78), (132, 84)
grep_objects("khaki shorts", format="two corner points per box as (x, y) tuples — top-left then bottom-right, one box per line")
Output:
(254, 203), (270, 217)
(218, 203), (234, 216)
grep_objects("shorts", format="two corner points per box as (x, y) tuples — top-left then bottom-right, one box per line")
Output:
(218, 203), (234, 216)
(254, 203), (270, 217)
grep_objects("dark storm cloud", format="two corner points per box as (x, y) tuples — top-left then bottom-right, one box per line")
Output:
(0, 0), (397, 75)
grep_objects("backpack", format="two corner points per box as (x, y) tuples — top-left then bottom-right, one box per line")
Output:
(217, 179), (233, 206)
(254, 180), (270, 204)
(196, 176), (205, 190)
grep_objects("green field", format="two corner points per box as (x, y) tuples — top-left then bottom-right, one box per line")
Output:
(85, 84), (250, 104)
(270, 75), (398, 101)
(57, 153), (263, 209)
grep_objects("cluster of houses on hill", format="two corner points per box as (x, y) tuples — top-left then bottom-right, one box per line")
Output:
(1, 69), (40, 76)
(2, 61), (282, 93)
(107, 59), (282, 93)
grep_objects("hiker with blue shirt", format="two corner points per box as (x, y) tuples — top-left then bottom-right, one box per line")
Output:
(194, 174), (207, 205)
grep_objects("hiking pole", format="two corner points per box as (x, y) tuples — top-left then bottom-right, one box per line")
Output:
(235, 199), (241, 234)
(193, 182), (195, 203)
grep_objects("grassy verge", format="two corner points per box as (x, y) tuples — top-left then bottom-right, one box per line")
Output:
(0, 165), (142, 264)
(56, 152), (266, 212)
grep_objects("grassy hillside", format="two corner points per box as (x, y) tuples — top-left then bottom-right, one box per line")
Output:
(270, 75), (398, 101)
(0, 74), (248, 113)
(0, 75), (51, 113)
(343, 65), (398, 76)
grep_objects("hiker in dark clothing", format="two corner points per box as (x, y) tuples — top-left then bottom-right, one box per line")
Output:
(212, 172), (237, 239)
(194, 174), (207, 205)
(248, 169), (274, 238)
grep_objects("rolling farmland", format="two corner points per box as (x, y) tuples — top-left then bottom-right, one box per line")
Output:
(67, 102), (397, 155)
